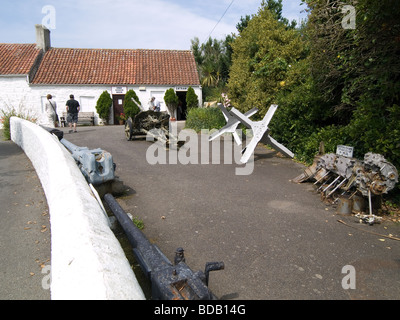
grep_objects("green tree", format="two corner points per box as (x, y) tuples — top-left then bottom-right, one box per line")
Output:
(236, 15), (252, 33)
(123, 89), (141, 119)
(96, 91), (112, 123)
(191, 36), (233, 100)
(227, 4), (305, 117)
(263, 0), (297, 28)
(186, 86), (199, 109)
(164, 88), (179, 117)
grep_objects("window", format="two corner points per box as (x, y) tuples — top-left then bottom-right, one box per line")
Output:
(80, 96), (95, 112)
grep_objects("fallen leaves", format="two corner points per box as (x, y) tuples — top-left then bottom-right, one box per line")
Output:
(24, 220), (36, 230)
(30, 259), (51, 277)
(36, 258), (50, 270)
(23, 221), (49, 233)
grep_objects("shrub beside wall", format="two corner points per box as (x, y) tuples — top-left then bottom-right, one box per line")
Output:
(185, 107), (226, 132)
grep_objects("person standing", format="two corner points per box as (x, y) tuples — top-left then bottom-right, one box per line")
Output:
(66, 94), (80, 133)
(148, 97), (155, 111)
(45, 94), (58, 128)
(154, 98), (161, 112)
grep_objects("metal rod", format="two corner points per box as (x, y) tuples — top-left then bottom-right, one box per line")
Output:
(323, 175), (341, 193)
(104, 193), (150, 250)
(314, 170), (330, 185)
(328, 178), (347, 197)
(368, 189), (373, 216)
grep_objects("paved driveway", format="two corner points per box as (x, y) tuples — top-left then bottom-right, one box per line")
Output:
(62, 125), (400, 300)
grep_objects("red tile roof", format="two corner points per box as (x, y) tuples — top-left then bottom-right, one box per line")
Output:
(0, 44), (42, 75)
(32, 48), (200, 86)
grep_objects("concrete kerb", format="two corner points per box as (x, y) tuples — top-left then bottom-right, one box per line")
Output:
(10, 117), (145, 300)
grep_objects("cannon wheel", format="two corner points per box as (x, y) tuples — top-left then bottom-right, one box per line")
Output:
(125, 118), (133, 141)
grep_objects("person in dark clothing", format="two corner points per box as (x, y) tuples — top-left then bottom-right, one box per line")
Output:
(66, 94), (80, 133)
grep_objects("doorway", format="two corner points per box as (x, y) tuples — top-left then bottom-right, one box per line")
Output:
(176, 91), (187, 120)
(113, 94), (125, 125)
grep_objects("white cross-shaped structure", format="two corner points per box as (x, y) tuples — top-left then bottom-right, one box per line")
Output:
(209, 103), (258, 146)
(210, 104), (294, 164)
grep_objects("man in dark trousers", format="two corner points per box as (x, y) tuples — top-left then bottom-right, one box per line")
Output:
(66, 94), (80, 133)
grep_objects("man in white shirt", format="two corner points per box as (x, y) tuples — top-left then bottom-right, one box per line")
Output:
(154, 98), (161, 112)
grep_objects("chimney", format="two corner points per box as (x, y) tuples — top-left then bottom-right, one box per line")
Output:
(35, 24), (51, 52)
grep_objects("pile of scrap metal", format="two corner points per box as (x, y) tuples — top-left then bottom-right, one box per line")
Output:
(294, 152), (398, 220)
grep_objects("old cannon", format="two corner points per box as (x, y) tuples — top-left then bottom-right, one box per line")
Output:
(104, 193), (224, 300)
(125, 110), (177, 145)
(40, 126), (116, 186)
(60, 138), (115, 186)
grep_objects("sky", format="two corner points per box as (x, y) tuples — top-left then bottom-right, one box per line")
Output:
(0, 0), (308, 50)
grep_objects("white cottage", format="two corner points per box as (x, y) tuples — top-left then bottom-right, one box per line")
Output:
(0, 25), (202, 126)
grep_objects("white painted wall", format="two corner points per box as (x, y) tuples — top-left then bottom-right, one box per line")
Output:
(10, 117), (146, 300)
(0, 77), (202, 128)
(0, 76), (39, 123)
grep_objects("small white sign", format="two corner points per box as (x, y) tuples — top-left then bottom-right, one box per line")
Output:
(337, 145), (354, 158)
(112, 86), (127, 95)
(175, 86), (188, 92)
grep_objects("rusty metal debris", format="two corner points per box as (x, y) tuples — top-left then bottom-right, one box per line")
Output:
(294, 152), (399, 217)
(355, 213), (382, 225)
(338, 219), (400, 241)
(104, 193), (224, 300)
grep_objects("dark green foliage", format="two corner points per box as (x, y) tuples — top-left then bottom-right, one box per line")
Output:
(191, 35), (234, 101)
(164, 88), (179, 116)
(191, 37), (232, 89)
(123, 90), (141, 119)
(96, 91), (112, 121)
(302, 0), (400, 183)
(186, 87), (199, 109)
(185, 107), (226, 132)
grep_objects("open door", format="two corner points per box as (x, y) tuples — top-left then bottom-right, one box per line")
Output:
(113, 94), (125, 125)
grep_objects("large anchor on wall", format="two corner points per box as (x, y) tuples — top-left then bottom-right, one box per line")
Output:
(209, 104), (294, 163)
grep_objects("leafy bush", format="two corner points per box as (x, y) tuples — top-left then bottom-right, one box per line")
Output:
(185, 107), (226, 132)
(164, 88), (179, 117)
(123, 90), (141, 119)
(186, 87), (199, 109)
(96, 91), (112, 122)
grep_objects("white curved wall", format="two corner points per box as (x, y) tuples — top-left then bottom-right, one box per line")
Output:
(10, 117), (145, 300)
